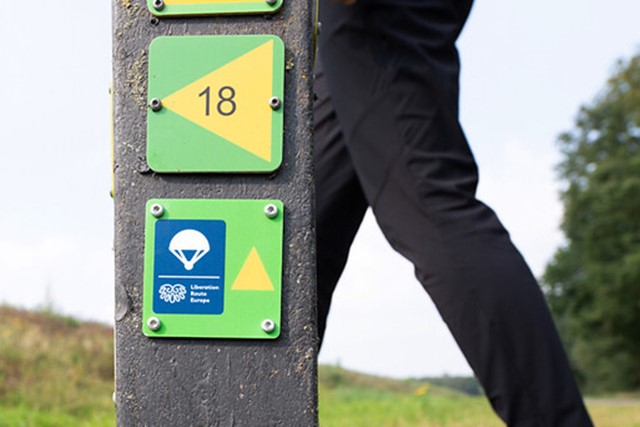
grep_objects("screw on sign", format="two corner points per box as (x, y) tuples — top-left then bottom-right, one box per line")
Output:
(147, 317), (161, 331)
(261, 319), (275, 333)
(264, 203), (279, 218)
(150, 203), (164, 217)
(269, 96), (282, 110)
(152, 0), (165, 11)
(149, 98), (163, 112)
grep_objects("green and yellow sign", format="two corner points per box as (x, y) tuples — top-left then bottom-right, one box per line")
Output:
(142, 199), (284, 339)
(147, 0), (283, 17)
(147, 36), (285, 173)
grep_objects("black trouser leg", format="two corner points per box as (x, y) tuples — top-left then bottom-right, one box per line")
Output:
(314, 59), (368, 343)
(315, 0), (593, 425)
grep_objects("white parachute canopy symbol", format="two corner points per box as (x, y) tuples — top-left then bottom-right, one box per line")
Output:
(169, 229), (210, 271)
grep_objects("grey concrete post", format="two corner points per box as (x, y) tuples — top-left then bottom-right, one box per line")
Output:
(112, 1), (317, 425)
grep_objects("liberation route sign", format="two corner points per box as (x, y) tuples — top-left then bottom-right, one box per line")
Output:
(153, 221), (226, 316)
(147, 35), (285, 173)
(147, 0), (283, 17)
(142, 199), (284, 339)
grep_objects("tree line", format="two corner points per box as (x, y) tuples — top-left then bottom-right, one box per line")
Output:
(544, 53), (640, 393)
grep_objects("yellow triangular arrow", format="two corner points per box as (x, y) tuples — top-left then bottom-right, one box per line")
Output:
(163, 40), (274, 161)
(231, 247), (274, 291)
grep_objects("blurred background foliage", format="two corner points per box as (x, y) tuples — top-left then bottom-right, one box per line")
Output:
(544, 53), (640, 393)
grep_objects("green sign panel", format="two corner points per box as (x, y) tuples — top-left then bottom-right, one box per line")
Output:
(147, 0), (283, 17)
(147, 35), (285, 173)
(142, 199), (283, 339)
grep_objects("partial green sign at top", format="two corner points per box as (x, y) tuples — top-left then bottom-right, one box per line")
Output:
(148, 0), (283, 17)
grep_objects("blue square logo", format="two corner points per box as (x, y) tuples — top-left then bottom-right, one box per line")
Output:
(153, 220), (226, 315)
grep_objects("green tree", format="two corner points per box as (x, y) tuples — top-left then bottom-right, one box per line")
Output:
(544, 53), (640, 393)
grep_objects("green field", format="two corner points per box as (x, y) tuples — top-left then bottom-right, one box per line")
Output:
(319, 366), (640, 427)
(1, 306), (638, 426)
(0, 306), (115, 427)
(319, 365), (501, 427)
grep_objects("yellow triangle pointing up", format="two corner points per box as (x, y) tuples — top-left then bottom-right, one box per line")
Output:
(231, 247), (274, 291)
(163, 40), (274, 161)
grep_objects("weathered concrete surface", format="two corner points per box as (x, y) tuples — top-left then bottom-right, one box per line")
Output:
(112, 1), (317, 425)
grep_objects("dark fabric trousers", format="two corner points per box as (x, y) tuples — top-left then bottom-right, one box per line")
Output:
(314, 1), (593, 425)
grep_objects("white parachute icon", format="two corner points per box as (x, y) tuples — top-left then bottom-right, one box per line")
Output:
(169, 229), (210, 271)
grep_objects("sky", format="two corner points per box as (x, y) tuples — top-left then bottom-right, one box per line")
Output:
(0, 1), (638, 379)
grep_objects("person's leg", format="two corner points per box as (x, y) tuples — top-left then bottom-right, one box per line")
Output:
(317, 0), (593, 425)
(314, 58), (369, 343)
